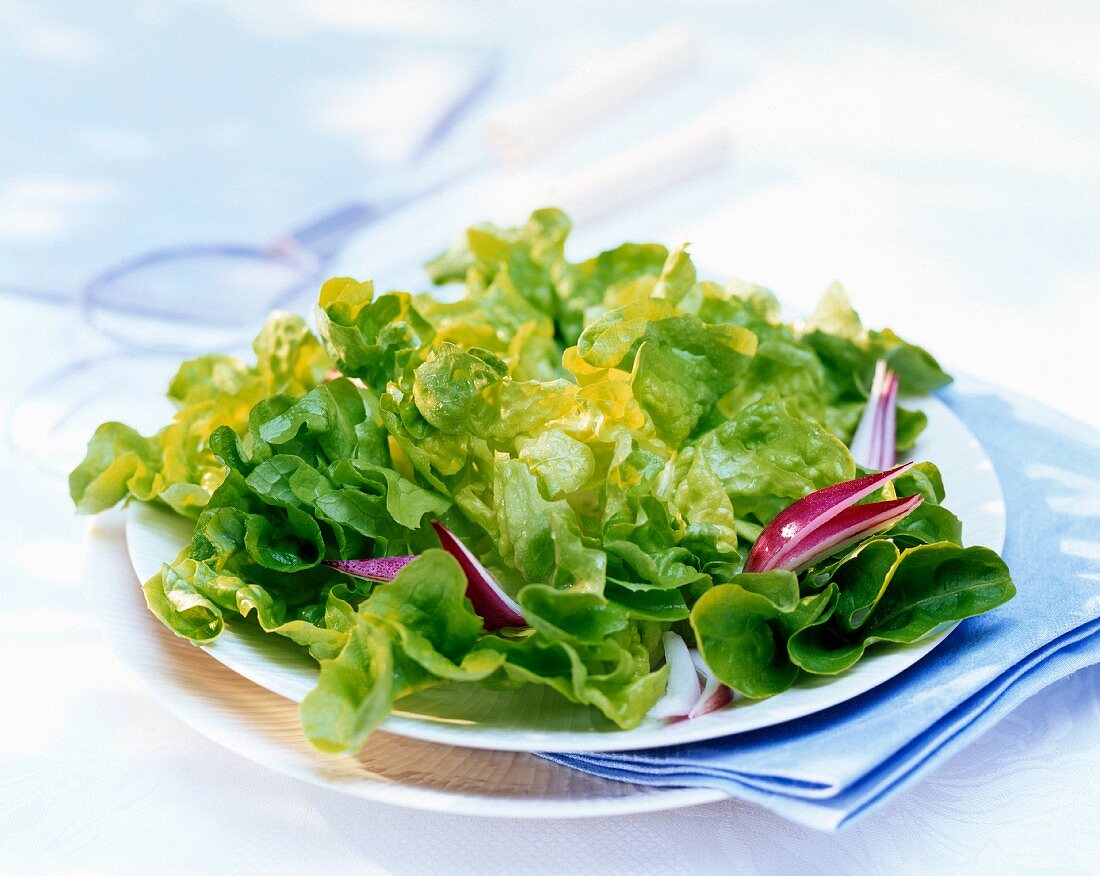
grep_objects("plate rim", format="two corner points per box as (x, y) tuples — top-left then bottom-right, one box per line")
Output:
(124, 392), (1006, 753)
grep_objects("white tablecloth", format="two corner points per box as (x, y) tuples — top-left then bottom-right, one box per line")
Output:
(3, 2), (1099, 871)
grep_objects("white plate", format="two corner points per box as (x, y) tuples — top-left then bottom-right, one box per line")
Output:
(125, 394), (1005, 753)
(86, 511), (725, 818)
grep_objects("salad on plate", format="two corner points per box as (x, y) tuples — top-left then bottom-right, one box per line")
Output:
(71, 209), (1015, 755)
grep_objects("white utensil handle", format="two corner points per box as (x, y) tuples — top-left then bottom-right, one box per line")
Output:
(486, 25), (695, 164)
(540, 120), (730, 225)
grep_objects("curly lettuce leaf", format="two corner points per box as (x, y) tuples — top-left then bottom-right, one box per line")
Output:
(70, 312), (331, 517)
(695, 391), (856, 525)
(476, 626), (669, 729)
(803, 282), (951, 398)
(425, 207), (570, 317)
(315, 278), (434, 389)
(301, 550), (505, 754)
(493, 457), (606, 593)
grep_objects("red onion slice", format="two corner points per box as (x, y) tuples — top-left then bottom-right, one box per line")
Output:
(325, 555), (416, 581)
(874, 371), (899, 470)
(687, 649), (733, 719)
(745, 462), (915, 573)
(850, 359), (900, 471)
(692, 685), (734, 719)
(326, 526), (524, 629)
(431, 522), (526, 630)
(762, 494), (923, 573)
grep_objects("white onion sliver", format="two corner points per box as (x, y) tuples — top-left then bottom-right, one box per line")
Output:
(647, 632), (701, 719)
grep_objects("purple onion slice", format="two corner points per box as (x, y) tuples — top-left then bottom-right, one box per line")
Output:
(687, 649), (734, 719)
(745, 463), (917, 574)
(325, 555), (416, 581)
(759, 494), (923, 573)
(430, 521), (526, 630)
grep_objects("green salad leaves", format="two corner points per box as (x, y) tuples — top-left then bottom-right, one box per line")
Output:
(72, 208), (1013, 754)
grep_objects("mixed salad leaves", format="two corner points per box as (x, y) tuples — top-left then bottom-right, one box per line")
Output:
(71, 209), (1015, 754)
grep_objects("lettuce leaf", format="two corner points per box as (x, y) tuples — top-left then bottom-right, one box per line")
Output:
(691, 571), (837, 697)
(788, 543), (1015, 674)
(695, 391), (856, 525)
(70, 312), (331, 517)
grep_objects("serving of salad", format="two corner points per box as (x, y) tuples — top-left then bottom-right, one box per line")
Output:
(71, 209), (1015, 755)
